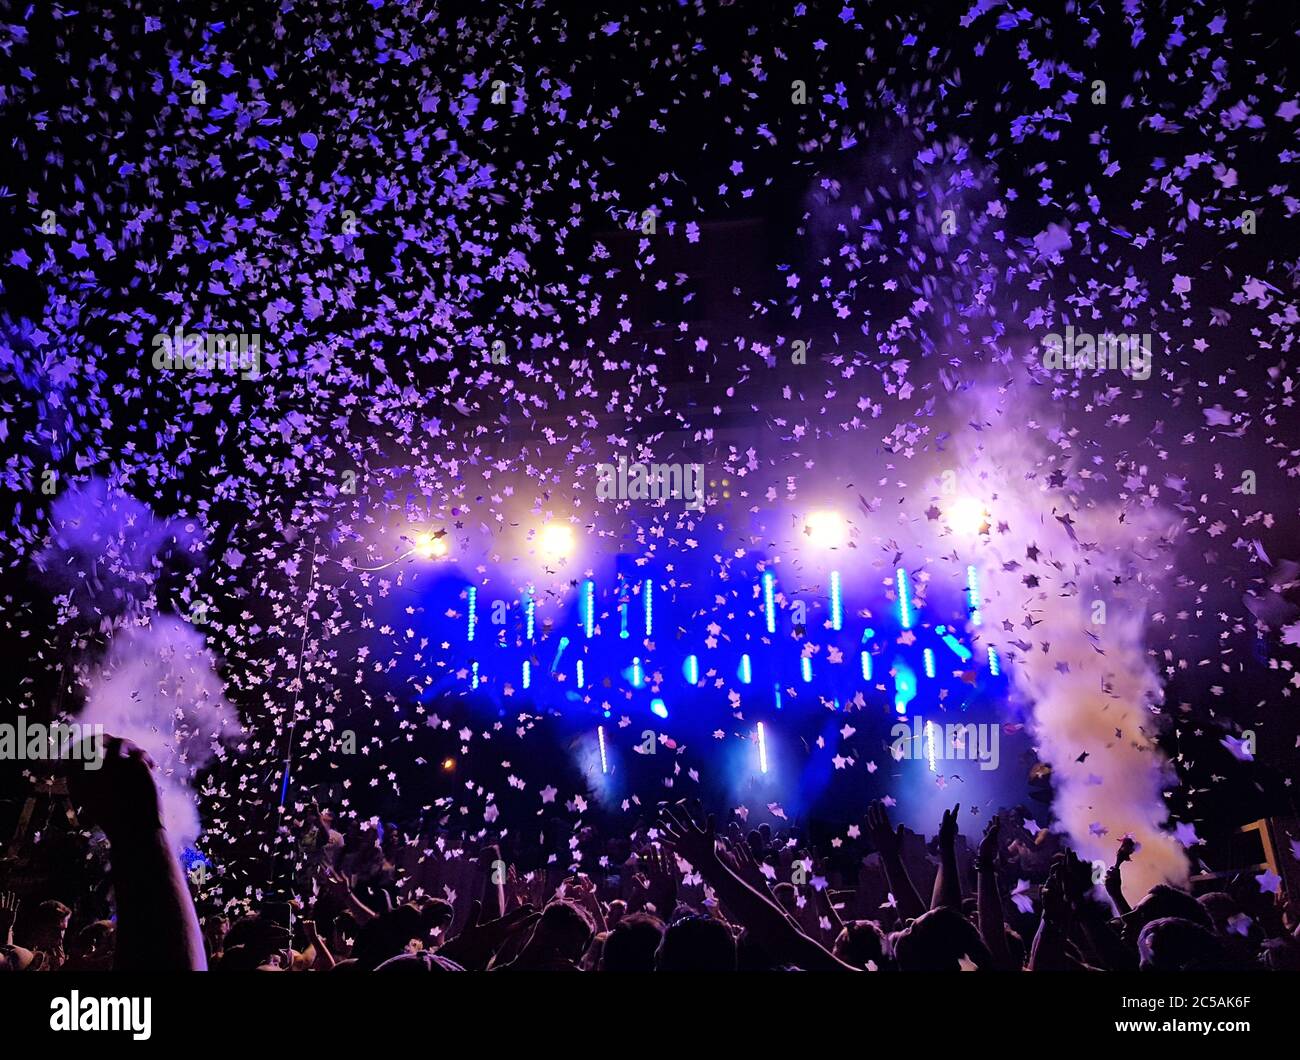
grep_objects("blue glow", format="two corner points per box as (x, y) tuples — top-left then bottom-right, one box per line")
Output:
(583, 579), (595, 638)
(897, 568), (913, 629)
(756, 721), (769, 774)
(597, 725), (608, 774)
(940, 631), (972, 661)
(966, 565), (982, 626)
(830, 570), (842, 631)
(551, 636), (570, 673)
(619, 597), (629, 639)
(467, 586), (477, 642)
(893, 658), (917, 714)
(631, 656), (643, 688)
(987, 646), (1001, 676)
(525, 588), (535, 641)
(925, 719), (937, 773)
(684, 654), (699, 684)
(471, 659), (479, 689)
(576, 659), (585, 688)
(800, 655), (812, 683)
(650, 698), (668, 719)
(763, 570), (776, 633)
(739, 653), (752, 685)
(643, 578), (653, 637)
(923, 647), (936, 679)
(773, 682), (783, 710)
(860, 650), (872, 680)
(522, 659), (531, 690)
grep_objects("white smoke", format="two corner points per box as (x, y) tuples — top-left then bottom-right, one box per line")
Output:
(949, 383), (1189, 900)
(79, 617), (239, 850)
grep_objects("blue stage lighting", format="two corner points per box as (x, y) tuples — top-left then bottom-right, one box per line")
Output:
(897, 568), (913, 629)
(967, 565), (982, 626)
(650, 698), (668, 719)
(893, 658), (917, 714)
(800, 655), (812, 683)
(467, 586), (477, 642)
(739, 653), (753, 685)
(583, 579), (595, 638)
(763, 570), (776, 633)
(987, 646), (1001, 676)
(684, 654), (699, 684)
(923, 647), (936, 679)
(643, 578), (653, 637)
(830, 570), (843, 631)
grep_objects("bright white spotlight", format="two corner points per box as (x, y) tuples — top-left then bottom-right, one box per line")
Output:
(414, 532), (448, 559)
(803, 510), (848, 549)
(538, 522), (575, 559)
(946, 496), (987, 536)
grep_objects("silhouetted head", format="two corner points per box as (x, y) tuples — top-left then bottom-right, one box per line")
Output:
(656, 915), (736, 971)
(601, 912), (665, 972)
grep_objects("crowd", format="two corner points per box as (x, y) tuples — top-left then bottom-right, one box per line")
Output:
(2, 736), (1297, 973)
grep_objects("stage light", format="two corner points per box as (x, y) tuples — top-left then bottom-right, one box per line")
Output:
(803, 510), (848, 549)
(442, 757), (456, 772)
(525, 587), (535, 641)
(966, 564), (982, 626)
(987, 646), (1001, 676)
(896, 567), (914, 629)
(860, 650), (872, 680)
(597, 725), (608, 774)
(773, 683), (783, 711)
(551, 636), (569, 673)
(762, 570), (776, 633)
(650, 697), (668, 719)
(800, 655), (812, 683)
(756, 721), (769, 774)
(471, 660), (479, 689)
(576, 659), (585, 688)
(467, 586), (477, 642)
(582, 579), (595, 638)
(923, 647), (936, 679)
(415, 532), (448, 559)
(538, 522), (575, 559)
(643, 578), (653, 637)
(684, 654), (699, 684)
(924, 720), (937, 773)
(946, 496), (986, 537)
(522, 659), (531, 689)
(829, 570), (843, 631)
(894, 658), (917, 714)
(631, 656), (643, 688)
(739, 653), (753, 685)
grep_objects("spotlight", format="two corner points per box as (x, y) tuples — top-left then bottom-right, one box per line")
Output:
(946, 496), (987, 536)
(803, 509), (848, 549)
(441, 757), (456, 772)
(415, 532), (448, 559)
(538, 522), (575, 559)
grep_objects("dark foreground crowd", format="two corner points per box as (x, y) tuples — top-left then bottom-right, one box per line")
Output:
(2, 737), (1297, 972)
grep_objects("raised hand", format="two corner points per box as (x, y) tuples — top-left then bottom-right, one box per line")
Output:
(865, 800), (904, 859)
(658, 804), (720, 872)
(938, 803), (961, 850)
(977, 817), (1000, 868)
(66, 735), (164, 842)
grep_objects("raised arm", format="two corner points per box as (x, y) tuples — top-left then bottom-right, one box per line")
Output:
(930, 803), (963, 912)
(68, 736), (207, 971)
(975, 817), (1014, 969)
(864, 801), (927, 921)
(660, 806), (855, 972)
